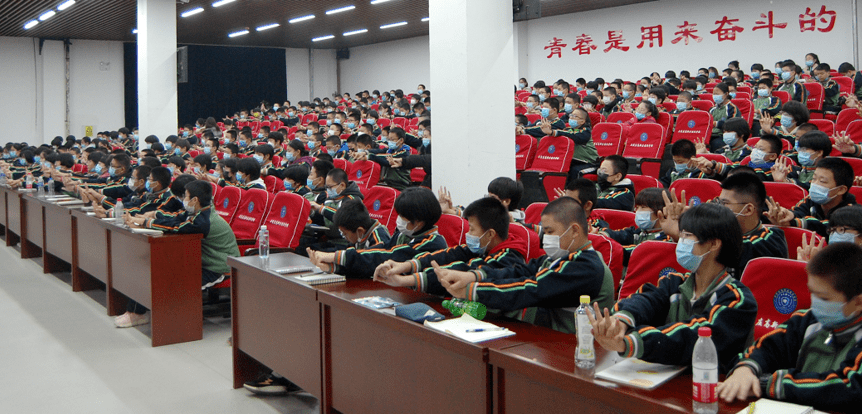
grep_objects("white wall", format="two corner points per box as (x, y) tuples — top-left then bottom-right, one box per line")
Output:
(339, 36), (431, 94)
(310, 48), (338, 100)
(0, 37), (40, 144)
(520, 0), (854, 83)
(285, 48), (311, 102)
(39, 40), (67, 143)
(69, 40), (125, 138)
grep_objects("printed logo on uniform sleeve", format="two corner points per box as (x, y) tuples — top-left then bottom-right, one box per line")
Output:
(773, 288), (797, 315)
(248, 201), (254, 212)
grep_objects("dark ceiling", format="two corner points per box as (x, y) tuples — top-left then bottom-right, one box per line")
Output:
(0, 0), (655, 50)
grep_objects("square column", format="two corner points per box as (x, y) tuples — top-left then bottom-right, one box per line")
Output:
(137, 0), (177, 146)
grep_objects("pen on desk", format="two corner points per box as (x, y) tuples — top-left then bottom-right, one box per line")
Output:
(465, 327), (506, 333)
(747, 401), (756, 414)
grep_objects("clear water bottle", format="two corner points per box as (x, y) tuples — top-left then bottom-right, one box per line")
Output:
(575, 295), (596, 369)
(47, 179), (55, 196)
(442, 299), (487, 320)
(258, 225), (270, 269)
(692, 327), (719, 414)
(25, 173), (33, 189)
(37, 180), (45, 198)
(114, 200), (124, 224)
(0, 172), (6, 186)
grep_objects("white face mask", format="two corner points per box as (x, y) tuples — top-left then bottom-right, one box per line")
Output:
(396, 216), (416, 237)
(542, 227), (573, 260)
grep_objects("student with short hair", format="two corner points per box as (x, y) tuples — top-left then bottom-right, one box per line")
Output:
(305, 159), (333, 204)
(332, 199), (391, 252)
(308, 168), (364, 243)
(119, 180), (240, 327)
(282, 164), (311, 196)
(375, 197), (529, 296)
(778, 60), (807, 103)
(96, 165), (151, 211)
(235, 158), (265, 190)
(601, 187), (672, 265)
(591, 203), (756, 372)
(760, 100), (810, 148)
(595, 155), (635, 211)
(714, 117), (752, 163)
(766, 157), (857, 237)
(522, 97), (566, 138)
(718, 243), (862, 412)
(661, 139), (706, 188)
(700, 134), (783, 182)
(838, 62), (862, 100)
(752, 78), (783, 136)
(772, 131), (833, 189)
(539, 107), (598, 175)
(430, 197), (614, 333)
(308, 187), (447, 278)
(367, 127), (411, 190)
(709, 82), (741, 151)
(557, 177), (610, 229)
(797, 205), (862, 262)
(253, 143), (280, 178)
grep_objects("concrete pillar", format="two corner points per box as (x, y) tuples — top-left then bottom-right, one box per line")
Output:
(137, 0), (177, 146)
(429, 0), (515, 204)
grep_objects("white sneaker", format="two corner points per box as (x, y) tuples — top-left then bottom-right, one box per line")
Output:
(115, 312), (149, 328)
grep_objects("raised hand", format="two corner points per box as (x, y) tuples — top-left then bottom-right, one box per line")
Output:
(770, 157), (790, 183)
(765, 196), (794, 226)
(759, 113), (775, 134)
(586, 302), (626, 353)
(833, 132), (857, 155)
(796, 232), (826, 262)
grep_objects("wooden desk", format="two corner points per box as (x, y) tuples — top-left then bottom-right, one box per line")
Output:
(229, 254), (324, 399)
(489, 336), (750, 414)
(109, 225), (202, 347)
(70, 210), (111, 292)
(5, 187), (24, 247)
(39, 198), (77, 274)
(0, 185), (7, 235)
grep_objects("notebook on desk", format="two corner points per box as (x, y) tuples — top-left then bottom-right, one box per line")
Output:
(736, 398), (816, 414)
(595, 358), (686, 390)
(424, 314), (515, 343)
(295, 273), (345, 285)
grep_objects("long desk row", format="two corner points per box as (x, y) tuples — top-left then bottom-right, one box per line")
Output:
(0, 186), (203, 347)
(229, 253), (751, 414)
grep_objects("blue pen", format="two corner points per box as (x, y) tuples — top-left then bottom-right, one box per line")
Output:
(465, 327), (506, 333)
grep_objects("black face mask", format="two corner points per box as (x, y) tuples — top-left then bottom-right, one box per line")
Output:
(597, 171), (612, 190)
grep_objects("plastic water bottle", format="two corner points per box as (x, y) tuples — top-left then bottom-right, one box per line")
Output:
(47, 179), (55, 196)
(25, 173), (33, 189)
(442, 299), (487, 320)
(37, 180), (45, 198)
(575, 295), (596, 369)
(0, 172), (6, 186)
(114, 200), (124, 224)
(692, 327), (719, 414)
(258, 225), (270, 269)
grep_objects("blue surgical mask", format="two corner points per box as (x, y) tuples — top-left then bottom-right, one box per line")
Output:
(174, 148), (181, 155)
(465, 230), (489, 255)
(9, 151), (16, 157)
(723, 132), (738, 147)
(165, 142), (172, 150)
(751, 72), (761, 80)
(526, 102), (534, 109)
(782, 71), (793, 81)
(635, 112), (646, 121)
(676, 102), (688, 111)
(236, 172), (244, 184)
(326, 187), (339, 199)
(635, 93), (643, 97)
(709, 72), (717, 79)
(239, 140), (247, 147)
(283, 179), (293, 191)
(646, 97), (656, 105)
(809, 183), (838, 205)
(758, 89), (769, 97)
(307, 178), (315, 188)
(167, 166), (175, 175)
(308, 141), (316, 150)
(829, 231), (857, 245)
(257, 133), (263, 139)
(387, 141), (398, 150)
(145, 180), (152, 192)
(519, 82), (526, 89)
(253, 154), (264, 164)
(334, 118), (342, 125)
(204, 146), (212, 154)
(713, 94), (724, 104)
(108, 166), (117, 176)
(183, 131), (190, 137)
(541, 108), (550, 118)
(806, 60), (815, 67)
(810, 295), (858, 328)
(780, 116), (794, 128)
(568, 118), (579, 128)
(586, 89), (594, 94)
(222, 153), (231, 160)
(564, 103), (573, 113)
(622, 91), (631, 99)
(327, 149), (337, 157)
(422, 138), (431, 147)
(675, 238), (708, 272)
(94, 164), (104, 174)
(635, 211), (655, 230)
(286, 152), (296, 162)
(555, 90), (564, 97)
(797, 151), (816, 167)
(306, 129), (314, 136)
(538, 94), (546, 102)
(367, 118), (376, 125)
(34, 156), (41, 163)
(750, 148), (769, 165)
(674, 163), (689, 174)
(729, 92), (737, 99)
(288, 111), (295, 117)
(346, 122), (356, 129)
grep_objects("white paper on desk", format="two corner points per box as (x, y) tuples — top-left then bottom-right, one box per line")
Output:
(55, 200), (85, 206)
(86, 212), (96, 216)
(423, 314), (515, 343)
(595, 358), (686, 390)
(736, 398), (815, 414)
(129, 228), (163, 236)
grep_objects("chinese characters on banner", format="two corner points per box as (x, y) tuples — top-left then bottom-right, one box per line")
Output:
(544, 5), (837, 58)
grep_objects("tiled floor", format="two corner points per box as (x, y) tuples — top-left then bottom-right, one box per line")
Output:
(0, 242), (319, 413)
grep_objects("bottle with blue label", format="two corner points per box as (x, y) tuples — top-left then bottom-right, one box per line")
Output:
(258, 225), (270, 269)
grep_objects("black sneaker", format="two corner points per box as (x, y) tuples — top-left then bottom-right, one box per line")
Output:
(243, 374), (302, 396)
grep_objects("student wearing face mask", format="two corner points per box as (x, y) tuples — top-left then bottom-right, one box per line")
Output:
(595, 155), (636, 211)
(660, 139), (706, 188)
(760, 100), (810, 148)
(308, 167), (363, 232)
(373, 197), (530, 293)
(813, 63), (842, 113)
(600, 86), (623, 118)
(395, 120), (432, 188)
(708, 83), (741, 151)
(600, 188), (672, 266)
(752, 78), (783, 136)
(366, 127), (412, 190)
(95, 165), (151, 212)
(766, 157), (856, 238)
(714, 117), (753, 163)
(619, 82), (638, 107)
(669, 91), (693, 118)
(252, 144), (280, 179)
(580, 95), (599, 113)
(772, 131), (832, 189)
(284, 140), (313, 169)
(430, 197), (613, 334)
(540, 107), (598, 176)
(701, 134), (782, 183)
(838, 62), (862, 100)
(559, 93), (581, 123)
(718, 243), (862, 412)
(518, 77), (531, 92)
(523, 98), (566, 138)
(590, 202), (756, 373)
(797, 205), (862, 263)
(120, 180), (240, 328)
(518, 94), (542, 119)
(745, 64), (764, 88)
(307, 187), (446, 278)
(778, 60), (807, 103)
(122, 167), (184, 216)
(332, 199), (391, 254)
(234, 158), (265, 190)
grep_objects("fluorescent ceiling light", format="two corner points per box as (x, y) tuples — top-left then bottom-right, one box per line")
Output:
(228, 29), (250, 38)
(24, 20), (39, 29)
(312, 35), (335, 42)
(289, 14), (315, 24)
(181, 7), (204, 17)
(380, 21), (407, 29)
(132, 28), (138, 34)
(57, 0), (75, 11)
(343, 28), (368, 36)
(421, 17), (429, 22)
(256, 23), (280, 31)
(326, 5), (355, 15)
(38, 10), (56, 21)
(370, 0), (393, 4)
(212, 0), (236, 7)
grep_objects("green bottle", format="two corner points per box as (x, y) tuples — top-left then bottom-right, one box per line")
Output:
(442, 299), (487, 320)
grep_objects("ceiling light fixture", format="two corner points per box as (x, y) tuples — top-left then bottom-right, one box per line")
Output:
(132, 28), (138, 34)
(325, 5), (355, 15)
(421, 17), (429, 22)
(38, 10), (57, 21)
(57, 0), (76, 11)
(212, 0), (236, 7)
(228, 29), (250, 38)
(370, 0), (393, 4)
(312, 34), (335, 42)
(289, 14), (315, 24)
(256, 23), (280, 31)
(180, 7), (204, 18)
(380, 21), (407, 29)
(24, 20), (39, 29)
(343, 28), (368, 36)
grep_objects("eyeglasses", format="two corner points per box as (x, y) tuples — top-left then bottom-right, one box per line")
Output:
(712, 199), (747, 207)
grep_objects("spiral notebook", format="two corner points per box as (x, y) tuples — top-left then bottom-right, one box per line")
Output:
(595, 358), (686, 390)
(295, 273), (345, 285)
